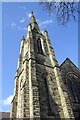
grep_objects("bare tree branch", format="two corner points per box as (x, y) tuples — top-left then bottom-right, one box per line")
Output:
(39, 1), (80, 25)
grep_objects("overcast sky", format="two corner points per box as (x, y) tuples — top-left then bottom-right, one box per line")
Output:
(1, 2), (78, 112)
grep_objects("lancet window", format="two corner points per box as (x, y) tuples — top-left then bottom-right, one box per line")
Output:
(37, 38), (43, 54)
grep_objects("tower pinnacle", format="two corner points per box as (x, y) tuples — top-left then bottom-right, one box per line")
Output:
(22, 35), (25, 40)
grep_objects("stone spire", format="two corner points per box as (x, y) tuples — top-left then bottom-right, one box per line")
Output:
(29, 12), (40, 31)
(30, 12), (37, 24)
(10, 12), (75, 119)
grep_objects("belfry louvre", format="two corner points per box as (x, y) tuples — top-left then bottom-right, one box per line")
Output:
(10, 12), (80, 119)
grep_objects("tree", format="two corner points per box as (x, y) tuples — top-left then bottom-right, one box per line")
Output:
(40, 1), (80, 25)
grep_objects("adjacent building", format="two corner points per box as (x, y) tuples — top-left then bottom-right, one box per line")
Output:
(0, 112), (10, 119)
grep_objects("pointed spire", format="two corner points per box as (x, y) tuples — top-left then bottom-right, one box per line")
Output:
(30, 12), (37, 24)
(29, 12), (40, 32)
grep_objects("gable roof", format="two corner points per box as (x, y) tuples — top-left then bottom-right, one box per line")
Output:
(60, 58), (80, 72)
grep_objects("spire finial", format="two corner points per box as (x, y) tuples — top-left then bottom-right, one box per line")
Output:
(22, 35), (25, 40)
(32, 11), (34, 14)
(30, 11), (35, 19)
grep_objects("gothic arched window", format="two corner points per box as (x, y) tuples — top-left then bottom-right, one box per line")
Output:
(37, 38), (43, 54)
(66, 73), (80, 103)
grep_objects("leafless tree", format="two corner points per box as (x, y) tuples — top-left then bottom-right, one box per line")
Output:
(40, 1), (80, 25)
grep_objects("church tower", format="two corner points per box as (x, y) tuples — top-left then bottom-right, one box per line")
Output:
(10, 12), (75, 119)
